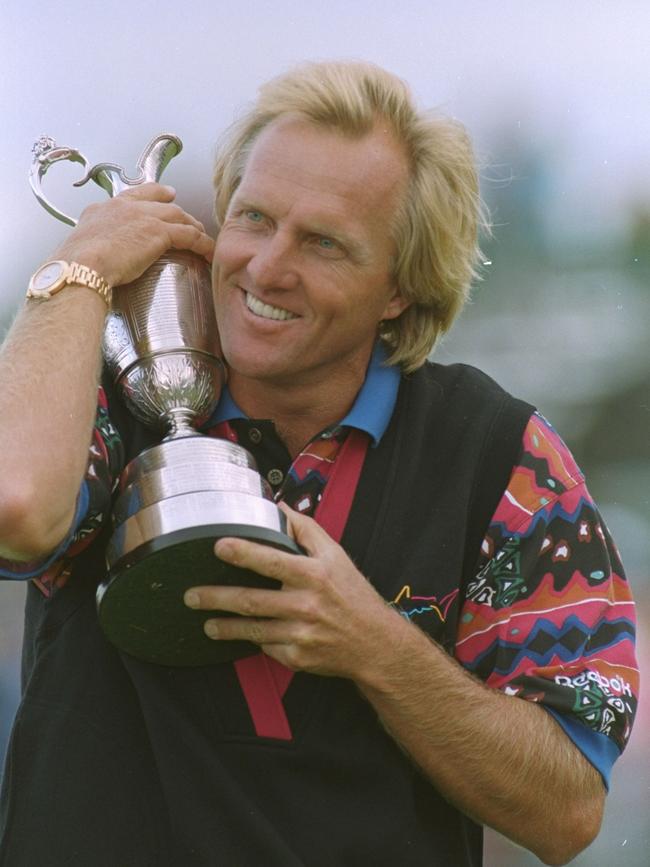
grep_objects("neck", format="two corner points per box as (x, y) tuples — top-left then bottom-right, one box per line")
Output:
(228, 359), (370, 458)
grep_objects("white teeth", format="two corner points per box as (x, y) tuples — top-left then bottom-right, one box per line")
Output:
(245, 291), (298, 321)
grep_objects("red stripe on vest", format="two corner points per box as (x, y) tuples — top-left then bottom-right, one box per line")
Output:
(235, 428), (369, 740)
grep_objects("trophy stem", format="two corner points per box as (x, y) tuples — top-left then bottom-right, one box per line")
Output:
(164, 408), (200, 441)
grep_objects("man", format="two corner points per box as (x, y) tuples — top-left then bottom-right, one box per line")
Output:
(0, 62), (638, 866)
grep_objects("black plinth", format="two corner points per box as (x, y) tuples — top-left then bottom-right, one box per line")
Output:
(97, 524), (301, 667)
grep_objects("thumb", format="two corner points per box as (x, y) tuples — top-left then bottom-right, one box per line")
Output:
(278, 501), (334, 556)
(118, 182), (176, 202)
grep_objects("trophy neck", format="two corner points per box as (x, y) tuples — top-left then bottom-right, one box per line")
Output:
(163, 409), (201, 441)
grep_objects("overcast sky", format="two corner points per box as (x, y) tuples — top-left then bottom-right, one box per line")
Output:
(2, 0), (649, 309)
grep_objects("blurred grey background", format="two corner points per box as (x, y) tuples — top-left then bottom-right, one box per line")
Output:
(1, 2), (648, 864)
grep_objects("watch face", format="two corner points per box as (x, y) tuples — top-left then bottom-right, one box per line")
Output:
(33, 261), (65, 290)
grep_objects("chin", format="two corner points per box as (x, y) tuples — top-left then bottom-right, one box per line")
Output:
(224, 348), (290, 382)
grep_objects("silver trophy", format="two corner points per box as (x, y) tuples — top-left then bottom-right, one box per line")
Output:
(30, 134), (300, 666)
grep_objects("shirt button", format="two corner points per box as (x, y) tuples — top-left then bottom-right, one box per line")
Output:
(267, 468), (284, 486)
(248, 427), (262, 444)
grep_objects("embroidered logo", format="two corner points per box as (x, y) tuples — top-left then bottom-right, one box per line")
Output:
(390, 585), (459, 629)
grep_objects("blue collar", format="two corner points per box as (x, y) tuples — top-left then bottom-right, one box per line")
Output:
(204, 343), (400, 446)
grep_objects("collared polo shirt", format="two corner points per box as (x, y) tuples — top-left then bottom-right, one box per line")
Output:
(201, 343), (400, 512)
(203, 342), (400, 446)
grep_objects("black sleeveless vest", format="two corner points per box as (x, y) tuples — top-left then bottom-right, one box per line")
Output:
(1, 362), (533, 867)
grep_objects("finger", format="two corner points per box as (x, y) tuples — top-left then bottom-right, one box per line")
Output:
(140, 201), (207, 234)
(202, 615), (297, 646)
(214, 536), (315, 587)
(107, 199), (207, 237)
(278, 502), (338, 556)
(128, 203), (213, 260)
(184, 585), (303, 619)
(117, 181), (177, 202)
(165, 223), (215, 262)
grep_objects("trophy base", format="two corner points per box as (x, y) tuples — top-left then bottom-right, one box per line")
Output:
(97, 524), (301, 667)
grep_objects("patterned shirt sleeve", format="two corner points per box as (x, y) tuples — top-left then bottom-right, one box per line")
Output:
(0, 387), (124, 593)
(454, 412), (638, 787)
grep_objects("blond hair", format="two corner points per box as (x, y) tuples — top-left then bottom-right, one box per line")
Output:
(213, 61), (487, 371)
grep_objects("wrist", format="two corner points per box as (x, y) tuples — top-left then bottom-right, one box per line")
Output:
(353, 604), (429, 693)
(27, 259), (112, 308)
(52, 237), (116, 286)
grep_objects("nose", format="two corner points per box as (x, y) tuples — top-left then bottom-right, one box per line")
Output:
(246, 231), (299, 291)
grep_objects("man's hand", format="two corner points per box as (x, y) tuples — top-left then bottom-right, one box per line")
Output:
(53, 182), (215, 288)
(184, 503), (408, 677)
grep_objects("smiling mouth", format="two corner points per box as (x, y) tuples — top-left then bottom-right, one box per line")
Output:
(244, 291), (298, 321)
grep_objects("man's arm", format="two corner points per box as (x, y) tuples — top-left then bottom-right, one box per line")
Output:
(0, 183), (214, 561)
(355, 612), (605, 866)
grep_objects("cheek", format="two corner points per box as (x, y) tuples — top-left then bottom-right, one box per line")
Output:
(211, 268), (224, 311)
(211, 262), (236, 319)
(213, 235), (232, 272)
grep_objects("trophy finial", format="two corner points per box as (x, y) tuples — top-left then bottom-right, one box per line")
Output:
(31, 135), (58, 158)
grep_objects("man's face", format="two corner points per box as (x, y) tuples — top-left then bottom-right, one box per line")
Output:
(212, 116), (410, 392)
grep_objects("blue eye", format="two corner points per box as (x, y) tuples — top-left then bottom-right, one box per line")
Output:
(318, 237), (336, 250)
(246, 210), (264, 222)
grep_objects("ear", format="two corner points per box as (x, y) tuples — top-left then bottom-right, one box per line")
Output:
(381, 289), (411, 322)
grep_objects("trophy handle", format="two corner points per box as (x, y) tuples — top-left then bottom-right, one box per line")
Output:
(29, 136), (90, 227)
(29, 133), (184, 226)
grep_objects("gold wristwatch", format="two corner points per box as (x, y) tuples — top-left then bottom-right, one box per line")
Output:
(27, 260), (112, 307)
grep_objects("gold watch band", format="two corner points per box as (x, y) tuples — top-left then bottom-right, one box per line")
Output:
(67, 261), (112, 307)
